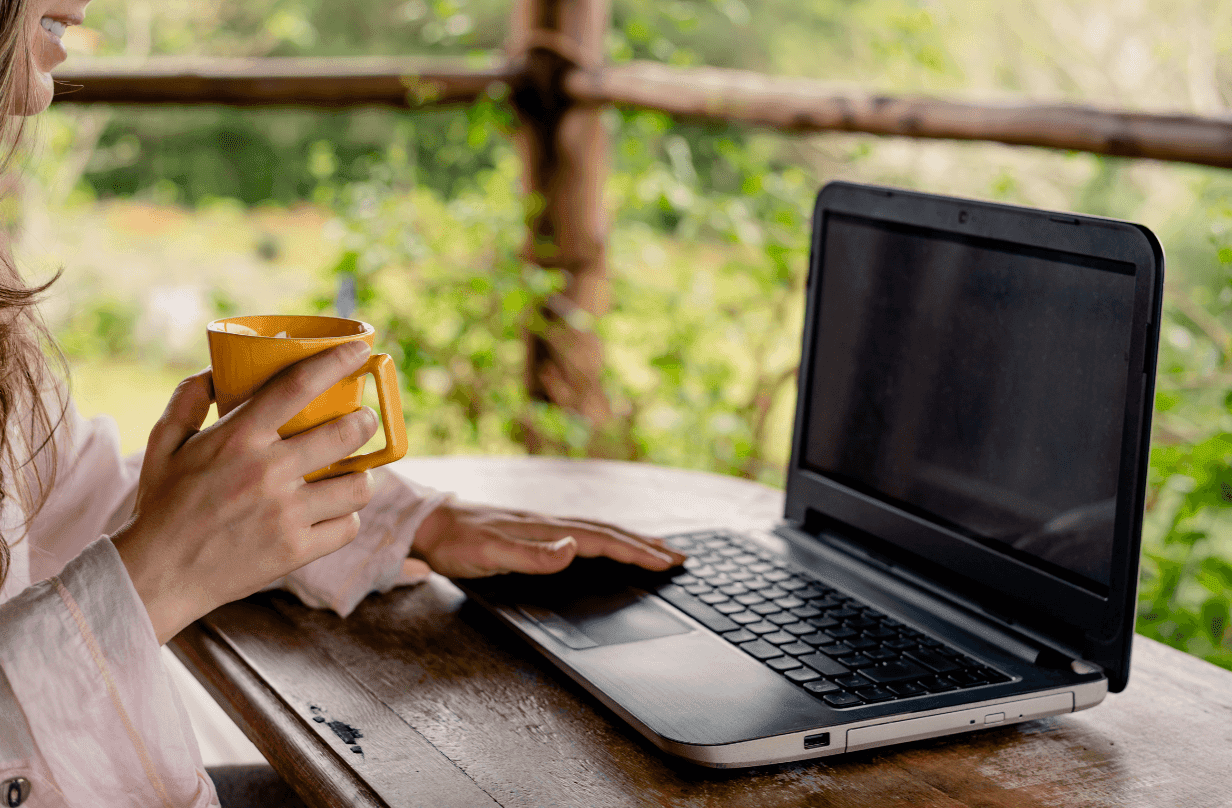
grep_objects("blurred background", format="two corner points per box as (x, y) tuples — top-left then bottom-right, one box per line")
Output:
(11, 0), (1230, 681)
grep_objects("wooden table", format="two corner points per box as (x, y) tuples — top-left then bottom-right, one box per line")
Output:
(170, 456), (1232, 808)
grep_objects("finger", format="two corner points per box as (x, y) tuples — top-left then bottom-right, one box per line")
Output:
(479, 515), (682, 569)
(547, 517), (688, 564)
(297, 470), (375, 526)
(481, 533), (578, 576)
(305, 512), (364, 560)
(145, 368), (216, 460)
(239, 341), (371, 439)
(279, 406), (379, 479)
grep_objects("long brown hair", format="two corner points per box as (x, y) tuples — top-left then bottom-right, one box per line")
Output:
(0, 0), (68, 589)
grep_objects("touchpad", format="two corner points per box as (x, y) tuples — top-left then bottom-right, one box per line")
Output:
(518, 590), (692, 649)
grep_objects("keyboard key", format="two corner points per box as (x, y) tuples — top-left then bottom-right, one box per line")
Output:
(748, 562), (775, 574)
(829, 607), (862, 620)
(671, 574), (699, 586)
(727, 571), (754, 582)
(778, 578), (808, 591)
(836, 654), (876, 668)
(763, 632), (797, 645)
(826, 626), (859, 641)
(809, 598), (844, 611)
(948, 670), (987, 687)
(786, 668), (823, 684)
(846, 617), (879, 630)
(888, 682), (928, 697)
(846, 637), (878, 651)
(807, 616), (840, 631)
(804, 679), (841, 695)
(768, 613), (799, 626)
(761, 587), (790, 600)
(864, 648), (898, 661)
(918, 675), (959, 692)
(732, 554), (761, 566)
(834, 673), (872, 689)
(767, 656), (803, 672)
(859, 659), (929, 684)
(800, 632), (832, 646)
(791, 606), (822, 620)
(683, 583), (712, 595)
(717, 546), (743, 556)
(743, 577), (773, 591)
(823, 643), (855, 656)
(796, 585), (827, 599)
(884, 638), (917, 651)
(763, 571), (791, 582)
(656, 586), (738, 633)
(854, 686), (895, 703)
(799, 653), (850, 677)
(721, 629), (757, 644)
(781, 642), (814, 656)
(718, 583), (749, 596)
(865, 627), (899, 640)
(751, 602), (782, 615)
(739, 640), (782, 660)
(906, 649), (962, 674)
(698, 592), (728, 605)
(713, 561), (739, 573)
(783, 622), (816, 636)
(746, 621), (780, 634)
(774, 596), (805, 609)
(730, 611), (762, 624)
(823, 692), (863, 707)
(714, 601), (747, 615)
(734, 593), (765, 605)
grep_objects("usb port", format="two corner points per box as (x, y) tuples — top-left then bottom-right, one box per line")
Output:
(804, 732), (830, 750)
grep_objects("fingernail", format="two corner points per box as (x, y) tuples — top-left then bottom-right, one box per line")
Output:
(346, 341), (371, 361)
(547, 537), (574, 553)
(361, 406), (378, 431)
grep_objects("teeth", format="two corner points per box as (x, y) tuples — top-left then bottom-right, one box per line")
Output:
(40, 17), (68, 39)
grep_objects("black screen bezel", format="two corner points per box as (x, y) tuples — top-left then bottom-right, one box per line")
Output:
(784, 182), (1162, 692)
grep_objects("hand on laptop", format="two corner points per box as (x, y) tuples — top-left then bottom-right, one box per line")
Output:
(409, 501), (688, 578)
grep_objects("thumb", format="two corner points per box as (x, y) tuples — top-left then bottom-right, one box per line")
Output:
(146, 368), (216, 461)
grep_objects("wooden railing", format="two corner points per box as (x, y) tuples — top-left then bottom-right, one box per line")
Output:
(52, 0), (1232, 452)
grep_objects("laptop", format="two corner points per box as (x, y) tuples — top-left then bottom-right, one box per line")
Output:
(459, 180), (1163, 768)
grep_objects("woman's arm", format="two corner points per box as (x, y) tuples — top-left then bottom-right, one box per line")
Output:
(0, 538), (220, 807)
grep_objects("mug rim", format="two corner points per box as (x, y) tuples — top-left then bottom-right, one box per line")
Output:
(207, 315), (375, 340)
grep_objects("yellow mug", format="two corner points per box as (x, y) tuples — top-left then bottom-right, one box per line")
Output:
(206, 315), (408, 483)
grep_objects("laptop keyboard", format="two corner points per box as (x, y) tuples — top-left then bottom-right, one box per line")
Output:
(656, 531), (1013, 709)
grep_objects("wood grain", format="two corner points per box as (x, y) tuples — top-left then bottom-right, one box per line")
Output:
(172, 597), (500, 808)
(508, 0), (617, 446)
(52, 56), (513, 109)
(185, 457), (1232, 808)
(566, 60), (1232, 170)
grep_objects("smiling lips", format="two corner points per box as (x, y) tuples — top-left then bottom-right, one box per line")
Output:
(40, 17), (69, 42)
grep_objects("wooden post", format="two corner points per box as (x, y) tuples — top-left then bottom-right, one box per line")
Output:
(507, 0), (613, 454)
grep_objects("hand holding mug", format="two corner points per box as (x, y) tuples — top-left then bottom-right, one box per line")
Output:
(111, 340), (388, 644)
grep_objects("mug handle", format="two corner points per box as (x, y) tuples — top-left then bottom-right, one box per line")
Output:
(304, 353), (408, 483)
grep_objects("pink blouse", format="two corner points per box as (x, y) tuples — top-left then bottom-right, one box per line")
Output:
(0, 396), (448, 806)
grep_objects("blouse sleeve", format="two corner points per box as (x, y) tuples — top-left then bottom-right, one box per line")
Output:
(269, 463), (452, 617)
(0, 537), (219, 807)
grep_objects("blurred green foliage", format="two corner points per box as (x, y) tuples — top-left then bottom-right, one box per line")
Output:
(49, 0), (1232, 670)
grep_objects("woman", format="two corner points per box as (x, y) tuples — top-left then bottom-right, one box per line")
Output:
(0, 1), (686, 805)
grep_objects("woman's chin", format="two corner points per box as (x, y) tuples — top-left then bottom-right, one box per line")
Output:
(13, 73), (54, 116)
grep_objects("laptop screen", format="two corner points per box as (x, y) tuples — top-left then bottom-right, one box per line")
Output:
(801, 211), (1138, 594)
